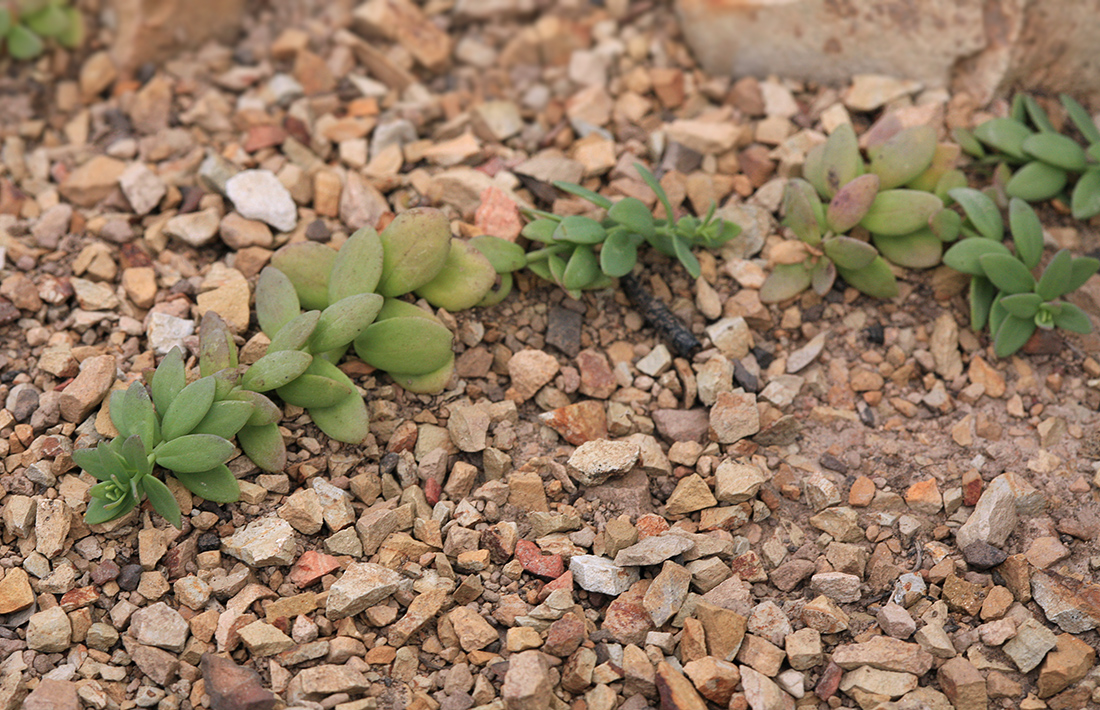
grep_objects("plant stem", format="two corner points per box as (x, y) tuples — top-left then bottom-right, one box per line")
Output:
(619, 273), (701, 357)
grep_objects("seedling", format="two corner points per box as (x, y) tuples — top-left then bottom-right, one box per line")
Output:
(0, 0), (83, 59)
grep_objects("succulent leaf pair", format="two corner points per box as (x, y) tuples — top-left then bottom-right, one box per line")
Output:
(76, 343), (249, 529)
(943, 189), (1100, 357)
(763, 123), (963, 303)
(959, 94), (1100, 220)
(520, 163), (741, 298)
(0, 0), (83, 59)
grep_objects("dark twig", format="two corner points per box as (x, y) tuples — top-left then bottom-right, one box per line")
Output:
(619, 273), (701, 357)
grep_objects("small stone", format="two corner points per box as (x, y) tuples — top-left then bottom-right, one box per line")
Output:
(220, 212), (273, 250)
(238, 621), (295, 656)
(954, 473), (1019, 550)
(0, 567), (34, 614)
(937, 657), (987, 710)
(118, 162), (166, 215)
(539, 400), (608, 445)
(1026, 536), (1071, 570)
(222, 517), (297, 567)
(1003, 617), (1057, 673)
(801, 595), (849, 634)
(326, 562), (403, 619)
(59, 155), (126, 206)
(785, 628), (823, 671)
(838, 666), (918, 699)
(59, 355), (116, 423)
(715, 460), (767, 503)
(943, 574), (986, 616)
(570, 555), (640, 596)
(786, 331), (827, 373)
(656, 661), (709, 710)
(1031, 570), (1100, 633)
(130, 601), (189, 652)
(35, 498), (71, 557)
(831, 636), (933, 675)
(709, 391), (760, 443)
(514, 539), (564, 579)
(200, 652), (277, 710)
(507, 349), (560, 401)
(1038, 633), (1096, 698)
(737, 634), (786, 677)
(450, 606), (499, 651)
(740, 665), (795, 710)
(905, 478), (942, 514)
(27, 606), (72, 652)
(643, 561), (692, 627)
(278, 489), (324, 534)
(844, 74), (922, 112)
(877, 602), (916, 639)
(566, 438), (639, 486)
(665, 474), (718, 515)
(502, 650), (552, 710)
(146, 312), (195, 354)
(803, 472), (841, 511)
(810, 572), (862, 603)
(614, 534), (694, 567)
(962, 541), (1008, 570)
(225, 170), (298, 232)
(164, 208), (221, 247)
(683, 657), (741, 705)
(980, 585), (1014, 620)
(23, 680), (79, 710)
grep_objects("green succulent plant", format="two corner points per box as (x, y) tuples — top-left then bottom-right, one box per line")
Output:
(0, 0), (84, 59)
(519, 163), (741, 299)
(943, 189), (1100, 357)
(957, 93), (1100, 221)
(75, 346), (247, 529)
(762, 123), (963, 303)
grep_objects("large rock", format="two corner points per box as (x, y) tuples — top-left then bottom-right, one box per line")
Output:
(111, 0), (248, 70)
(675, 0), (1100, 103)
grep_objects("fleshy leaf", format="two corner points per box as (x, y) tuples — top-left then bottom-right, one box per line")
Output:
(190, 400), (254, 438)
(948, 188), (1003, 241)
(1071, 170), (1100, 220)
(23, 3), (68, 37)
(521, 218), (558, 243)
(236, 424), (286, 473)
(73, 444), (115, 482)
(470, 235), (527, 273)
(199, 311), (238, 377)
(416, 240), (498, 312)
(304, 359), (370, 443)
(56, 6), (83, 48)
(355, 316), (454, 375)
(1021, 133), (1087, 171)
(835, 256), (899, 299)
(377, 207), (452, 298)
(868, 125), (937, 189)
(608, 198), (655, 238)
(310, 293), (385, 352)
(328, 225), (384, 303)
(1036, 250), (1073, 301)
(560, 245), (599, 290)
(979, 253), (1036, 294)
(635, 163), (674, 219)
(388, 354), (455, 395)
(600, 229), (639, 278)
(110, 382), (156, 446)
(277, 373), (355, 408)
(85, 495), (136, 525)
(172, 465), (241, 503)
(160, 376), (216, 441)
(973, 117), (1032, 160)
(823, 236), (878, 270)
(241, 350), (313, 392)
(672, 235), (701, 280)
(908, 143), (962, 193)
(553, 180), (613, 209)
(1067, 255), (1100, 292)
(1053, 302), (1092, 334)
(155, 434), (235, 473)
(872, 229), (943, 269)
(270, 241), (336, 310)
(142, 475), (182, 529)
(256, 267), (303, 337)
(953, 128), (986, 158)
(929, 208), (961, 242)
(993, 315), (1037, 357)
(826, 174), (880, 233)
(999, 292), (1043, 319)
(1061, 94), (1100, 144)
(759, 263), (812, 303)
(151, 347), (186, 417)
(810, 258), (837, 296)
(553, 216), (607, 245)
(1007, 198), (1043, 270)
(782, 179), (824, 246)
(970, 276), (996, 332)
(1023, 95), (1056, 133)
(805, 123), (862, 198)
(6, 24), (44, 60)
(859, 190), (944, 236)
(268, 310), (321, 352)
(1005, 162), (1068, 202)
(226, 389), (282, 427)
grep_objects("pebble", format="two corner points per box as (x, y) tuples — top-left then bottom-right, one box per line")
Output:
(118, 162), (166, 215)
(566, 438), (639, 486)
(164, 208), (221, 247)
(570, 555), (639, 596)
(225, 169), (298, 232)
(786, 330), (827, 373)
(58, 354), (116, 423)
(130, 601), (189, 652)
(27, 606), (72, 652)
(222, 516), (298, 567)
(326, 562), (403, 619)
(614, 534), (694, 567)
(502, 650), (552, 710)
(200, 653), (277, 710)
(1003, 618), (1057, 673)
(507, 349), (561, 402)
(146, 312), (195, 354)
(709, 391), (760, 443)
(23, 680), (79, 710)
(1031, 571), (1100, 633)
(955, 473), (1020, 550)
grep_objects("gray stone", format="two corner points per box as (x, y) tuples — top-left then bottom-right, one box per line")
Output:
(570, 555), (640, 596)
(955, 473), (1019, 550)
(130, 601), (189, 652)
(27, 606), (72, 652)
(614, 534), (695, 567)
(566, 439), (639, 486)
(326, 562), (403, 619)
(225, 170), (298, 232)
(146, 312), (195, 355)
(1003, 617), (1057, 672)
(222, 517), (297, 567)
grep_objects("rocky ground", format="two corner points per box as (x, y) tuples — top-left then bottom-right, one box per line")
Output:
(2, 1), (1100, 710)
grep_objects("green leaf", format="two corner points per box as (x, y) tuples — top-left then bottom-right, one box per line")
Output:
(872, 229), (943, 269)
(999, 292), (1043, 319)
(759, 263), (812, 303)
(608, 198), (655, 238)
(154, 434), (235, 473)
(929, 208), (961, 242)
(804, 123), (862, 198)
(310, 293), (385, 352)
(236, 424), (286, 473)
(388, 354), (455, 395)
(1071, 169), (1100, 220)
(110, 382), (156, 446)
(553, 216), (607, 245)
(1023, 95), (1056, 133)
(256, 266), (303, 337)
(826, 173), (880, 233)
(1035, 249), (1072, 301)
(1008, 198), (1043, 270)
(782, 179), (824, 245)
(810, 258), (837, 296)
(304, 359), (370, 442)
(1060, 94), (1100, 144)
(970, 276), (996, 331)
(980, 253), (1036, 294)
(933, 170), (969, 203)
(1052, 302), (1092, 334)
(160, 376), (216, 441)
(943, 238), (1012, 276)
(553, 180), (613, 209)
(73, 444), (115, 482)
(672, 235), (700, 279)
(1067, 255), (1100, 292)
(278, 372), (354, 408)
(377, 207), (452, 298)
(470, 235), (527, 273)
(993, 315), (1037, 357)
(226, 389), (282, 427)
(85, 495), (136, 525)
(1021, 133), (1087, 171)
(198, 311), (238, 377)
(521, 218), (559, 243)
(835, 256), (899, 299)
(172, 465), (241, 504)
(355, 316), (454, 375)
(562, 245), (600, 290)
(270, 241), (337, 309)
(56, 6), (83, 48)
(142, 475), (182, 529)
(0, 8), (10, 36)
(599, 229), (639, 278)
(268, 310), (321, 352)
(7, 24), (44, 60)
(151, 347), (186, 416)
(241, 349), (313, 392)
(120, 435), (151, 477)
(1005, 161), (1068, 202)
(24, 3), (68, 37)
(634, 163), (675, 219)
(868, 125), (937, 189)
(325, 225), (384, 303)
(953, 127), (986, 158)
(948, 188), (1003, 241)
(190, 400), (254, 438)
(476, 272), (514, 307)
(823, 236), (878, 270)
(416, 239), (498, 312)
(973, 117), (1033, 160)
(859, 190), (944, 236)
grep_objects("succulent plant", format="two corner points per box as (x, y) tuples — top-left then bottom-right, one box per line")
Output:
(75, 346), (246, 528)
(0, 0), (83, 59)
(762, 123), (962, 303)
(958, 93), (1100, 220)
(943, 189), (1100, 357)
(519, 163), (741, 299)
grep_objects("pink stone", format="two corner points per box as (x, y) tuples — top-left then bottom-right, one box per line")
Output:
(288, 551), (340, 588)
(514, 540), (564, 579)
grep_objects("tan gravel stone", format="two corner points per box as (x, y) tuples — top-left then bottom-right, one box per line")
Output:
(59, 355), (116, 422)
